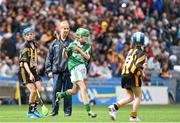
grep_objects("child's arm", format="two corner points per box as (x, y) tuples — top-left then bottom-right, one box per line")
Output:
(19, 47), (35, 81)
(73, 46), (90, 60)
(24, 62), (35, 81)
(66, 42), (75, 57)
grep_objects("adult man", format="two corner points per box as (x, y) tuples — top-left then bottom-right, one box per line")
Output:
(45, 21), (73, 116)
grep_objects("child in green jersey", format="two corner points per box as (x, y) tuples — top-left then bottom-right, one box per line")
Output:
(56, 28), (97, 118)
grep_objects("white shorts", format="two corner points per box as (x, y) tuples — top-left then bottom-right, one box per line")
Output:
(70, 64), (87, 83)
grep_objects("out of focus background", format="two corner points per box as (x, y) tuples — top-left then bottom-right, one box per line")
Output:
(0, 0), (180, 106)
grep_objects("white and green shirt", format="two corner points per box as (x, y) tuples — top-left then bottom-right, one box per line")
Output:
(67, 40), (91, 71)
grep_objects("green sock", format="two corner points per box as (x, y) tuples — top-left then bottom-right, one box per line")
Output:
(85, 104), (91, 112)
(60, 91), (68, 98)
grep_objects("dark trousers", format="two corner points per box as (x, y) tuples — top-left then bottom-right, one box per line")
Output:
(52, 71), (72, 114)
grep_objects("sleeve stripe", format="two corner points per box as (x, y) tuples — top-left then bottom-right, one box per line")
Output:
(135, 55), (145, 65)
(85, 47), (91, 54)
(22, 48), (29, 54)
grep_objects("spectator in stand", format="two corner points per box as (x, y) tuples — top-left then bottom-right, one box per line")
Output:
(151, 37), (162, 56)
(0, 56), (14, 77)
(147, 55), (161, 71)
(11, 56), (19, 76)
(159, 62), (172, 78)
(1, 33), (17, 59)
(89, 58), (112, 79)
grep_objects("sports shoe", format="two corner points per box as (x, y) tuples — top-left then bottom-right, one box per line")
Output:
(64, 113), (71, 117)
(129, 116), (141, 122)
(34, 109), (42, 118)
(108, 105), (116, 120)
(27, 112), (39, 118)
(88, 111), (97, 118)
(49, 112), (58, 117)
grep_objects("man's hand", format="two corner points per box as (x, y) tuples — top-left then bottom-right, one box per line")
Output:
(29, 73), (35, 81)
(48, 72), (53, 78)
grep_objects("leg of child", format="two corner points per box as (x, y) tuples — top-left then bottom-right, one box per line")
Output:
(26, 83), (36, 113)
(114, 89), (134, 110)
(130, 87), (142, 118)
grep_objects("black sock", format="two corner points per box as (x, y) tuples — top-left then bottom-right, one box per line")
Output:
(114, 104), (119, 111)
(29, 102), (36, 113)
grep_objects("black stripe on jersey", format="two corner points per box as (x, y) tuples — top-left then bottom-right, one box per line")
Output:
(136, 55), (145, 68)
(133, 50), (146, 74)
(128, 49), (137, 74)
(122, 48), (146, 75)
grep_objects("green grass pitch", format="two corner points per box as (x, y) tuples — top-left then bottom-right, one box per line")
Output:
(0, 104), (179, 122)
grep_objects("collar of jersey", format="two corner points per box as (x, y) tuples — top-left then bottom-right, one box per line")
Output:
(74, 40), (83, 47)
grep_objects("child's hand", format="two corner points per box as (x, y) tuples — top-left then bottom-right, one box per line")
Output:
(73, 46), (79, 52)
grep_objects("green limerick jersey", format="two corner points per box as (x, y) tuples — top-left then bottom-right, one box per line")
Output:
(67, 40), (91, 71)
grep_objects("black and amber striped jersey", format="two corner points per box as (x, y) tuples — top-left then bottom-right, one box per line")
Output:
(19, 42), (38, 69)
(122, 47), (146, 75)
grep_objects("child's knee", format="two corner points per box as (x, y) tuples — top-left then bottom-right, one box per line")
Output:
(30, 89), (36, 95)
(128, 95), (134, 102)
(81, 86), (87, 92)
(135, 91), (142, 98)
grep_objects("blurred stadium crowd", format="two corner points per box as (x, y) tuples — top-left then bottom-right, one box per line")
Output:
(0, 0), (179, 80)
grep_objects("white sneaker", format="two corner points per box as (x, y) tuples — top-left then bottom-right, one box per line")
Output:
(108, 105), (116, 120)
(129, 116), (141, 122)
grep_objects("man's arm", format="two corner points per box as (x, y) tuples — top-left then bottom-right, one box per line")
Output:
(45, 43), (54, 77)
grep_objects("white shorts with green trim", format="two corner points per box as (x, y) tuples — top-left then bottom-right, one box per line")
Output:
(70, 64), (87, 83)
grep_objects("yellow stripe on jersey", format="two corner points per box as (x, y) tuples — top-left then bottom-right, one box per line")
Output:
(122, 49), (138, 75)
(132, 49), (138, 55)
(30, 48), (33, 68)
(136, 55), (145, 65)
(34, 48), (37, 64)
(21, 48), (29, 54)
(128, 49), (138, 74)
(19, 62), (23, 67)
(122, 66), (125, 75)
(130, 63), (136, 73)
(121, 49), (134, 74)
(125, 66), (128, 74)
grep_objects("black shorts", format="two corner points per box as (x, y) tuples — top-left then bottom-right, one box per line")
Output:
(18, 67), (41, 86)
(121, 73), (142, 89)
